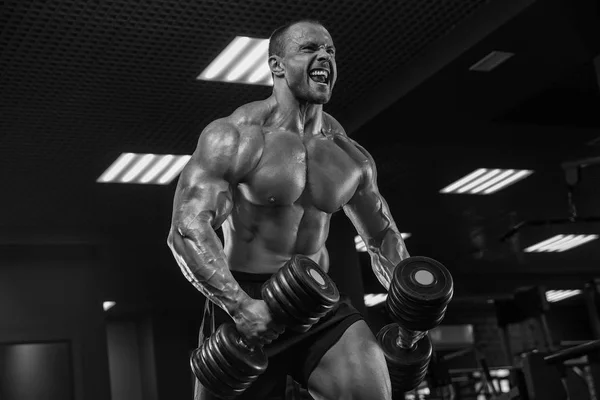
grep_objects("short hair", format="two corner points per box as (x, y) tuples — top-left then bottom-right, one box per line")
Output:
(268, 19), (326, 58)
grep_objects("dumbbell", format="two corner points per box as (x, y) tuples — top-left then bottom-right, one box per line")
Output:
(377, 256), (454, 394)
(190, 255), (340, 399)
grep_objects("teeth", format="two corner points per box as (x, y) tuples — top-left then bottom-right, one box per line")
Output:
(310, 70), (329, 78)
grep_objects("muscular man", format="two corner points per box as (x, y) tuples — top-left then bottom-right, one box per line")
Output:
(168, 19), (410, 400)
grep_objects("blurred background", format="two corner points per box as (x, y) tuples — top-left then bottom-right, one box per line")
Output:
(1, 0), (600, 399)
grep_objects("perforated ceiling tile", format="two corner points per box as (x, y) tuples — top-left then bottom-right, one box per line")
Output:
(0, 0), (488, 181)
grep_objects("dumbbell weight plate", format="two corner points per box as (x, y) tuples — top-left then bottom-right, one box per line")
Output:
(388, 278), (452, 312)
(386, 295), (447, 332)
(390, 369), (429, 396)
(190, 323), (268, 399)
(190, 347), (217, 388)
(205, 334), (260, 382)
(214, 323), (268, 377)
(275, 267), (330, 318)
(261, 256), (336, 327)
(389, 364), (429, 388)
(191, 347), (246, 399)
(261, 282), (318, 333)
(262, 255), (339, 332)
(287, 255), (340, 308)
(377, 323), (432, 392)
(268, 277), (320, 326)
(278, 265), (333, 316)
(191, 360), (235, 400)
(200, 343), (254, 391)
(377, 323), (433, 369)
(386, 289), (452, 325)
(391, 257), (453, 306)
(262, 283), (305, 327)
(386, 293), (448, 323)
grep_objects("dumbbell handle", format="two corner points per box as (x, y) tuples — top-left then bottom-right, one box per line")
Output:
(394, 324), (427, 350)
(232, 324), (286, 352)
(235, 330), (259, 351)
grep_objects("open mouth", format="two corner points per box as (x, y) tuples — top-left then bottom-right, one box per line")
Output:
(309, 69), (330, 85)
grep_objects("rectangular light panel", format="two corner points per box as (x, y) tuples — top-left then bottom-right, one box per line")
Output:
(545, 290), (582, 303)
(364, 293), (387, 307)
(469, 51), (514, 72)
(440, 168), (533, 194)
(355, 233), (411, 252)
(197, 36), (273, 86)
(524, 234), (599, 253)
(97, 153), (191, 185)
(429, 324), (474, 346)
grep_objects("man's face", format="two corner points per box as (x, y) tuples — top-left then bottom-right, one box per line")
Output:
(280, 22), (337, 104)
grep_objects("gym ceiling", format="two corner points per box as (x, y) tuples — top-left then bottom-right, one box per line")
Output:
(1, 0), (599, 303)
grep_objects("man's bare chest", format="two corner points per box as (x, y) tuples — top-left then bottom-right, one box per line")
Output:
(239, 130), (366, 213)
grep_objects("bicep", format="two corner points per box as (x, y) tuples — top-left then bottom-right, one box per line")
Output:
(172, 163), (233, 235)
(171, 122), (241, 234)
(343, 138), (395, 242)
(343, 181), (393, 243)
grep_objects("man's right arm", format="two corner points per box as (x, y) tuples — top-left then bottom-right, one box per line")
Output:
(167, 119), (260, 318)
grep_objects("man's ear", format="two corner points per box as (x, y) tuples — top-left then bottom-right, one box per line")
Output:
(269, 55), (284, 78)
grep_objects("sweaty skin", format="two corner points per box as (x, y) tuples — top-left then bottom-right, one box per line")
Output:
(167, 22), (409, 345)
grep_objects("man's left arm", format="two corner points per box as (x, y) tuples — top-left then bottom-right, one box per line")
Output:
(342, 139), (410, 290)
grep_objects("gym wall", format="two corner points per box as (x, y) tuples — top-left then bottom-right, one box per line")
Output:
(0, 244), (112, 400)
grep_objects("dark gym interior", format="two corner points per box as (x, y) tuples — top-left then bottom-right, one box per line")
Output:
(2, 0), (600, 399)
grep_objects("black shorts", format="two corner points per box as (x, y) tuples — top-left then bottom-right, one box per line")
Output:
(194, 269), (364, 400)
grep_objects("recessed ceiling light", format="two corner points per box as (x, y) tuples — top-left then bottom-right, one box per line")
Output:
(545, 290), (581, 303)
(197, 36), (272, 86)
(440, 168), (533, 194)
(103, 301), (116, 311)
(97, 153), (191, 185)
(364, 293), (387, 307)
(524, 234), (598, 253)
(354, 233), (411, 252)
(469, 51), (514, 72)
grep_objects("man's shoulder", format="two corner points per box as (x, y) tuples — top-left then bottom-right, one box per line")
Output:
(322, 113), (375, 174)
(323, 112), (347, 137)
(322, 112), (364, 152)
(195, 103), (266, 179)
(207, 104), (265, 134)
(202, 101), (268, 146)
(228, 100), (271, 132)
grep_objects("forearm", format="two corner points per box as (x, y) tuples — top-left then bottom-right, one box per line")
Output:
(367, 226), (410, 290)
(167, 224), (249, 317)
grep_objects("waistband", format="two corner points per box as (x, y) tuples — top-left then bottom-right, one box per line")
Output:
(230, 269), (273, 283)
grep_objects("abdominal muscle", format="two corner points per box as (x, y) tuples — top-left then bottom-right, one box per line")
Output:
(222, 197), (332, 274)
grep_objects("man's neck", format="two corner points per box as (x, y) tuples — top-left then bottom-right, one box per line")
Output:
(265, 86), (324, 138)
